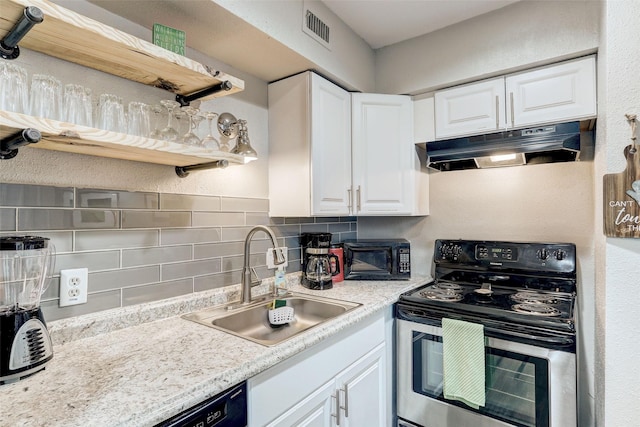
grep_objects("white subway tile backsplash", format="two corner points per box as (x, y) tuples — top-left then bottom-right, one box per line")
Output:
(1, 183), (357, 321)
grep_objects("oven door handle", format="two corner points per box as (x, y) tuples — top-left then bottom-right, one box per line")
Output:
(397, 307), (575, 347)
(483, 326), (574, 346)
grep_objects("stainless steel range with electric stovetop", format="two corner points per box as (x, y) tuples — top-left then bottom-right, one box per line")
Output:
(396, 239), (577, 427)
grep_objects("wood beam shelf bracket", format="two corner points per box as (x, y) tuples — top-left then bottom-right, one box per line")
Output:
(175, 81), (234, 107)
(0, 128), (41, 159)
(0, 6), (43, 60)
(175, 159), (229, 178)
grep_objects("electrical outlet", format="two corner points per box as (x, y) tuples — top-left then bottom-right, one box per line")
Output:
(59, 268), (88, 307)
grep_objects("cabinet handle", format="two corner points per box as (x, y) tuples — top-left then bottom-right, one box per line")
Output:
(332, 391), (341, 425)
(510, 92), (515, 128)
(495, 95), (500, 129)
(347, 187), (353, 214)
(340, 386), (349, 417)
(356, 185), (361, 212)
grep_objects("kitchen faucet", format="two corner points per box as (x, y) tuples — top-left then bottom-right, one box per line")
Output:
(241, 225), (286, 304)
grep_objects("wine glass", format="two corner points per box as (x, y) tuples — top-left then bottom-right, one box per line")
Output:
(182, 106), (202, 146)
(159, 99), (180, 142)
(201, 112), (220, 150)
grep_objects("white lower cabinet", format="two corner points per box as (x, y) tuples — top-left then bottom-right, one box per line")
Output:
(265, 344), (385, 427)
(248, 309), (392, 427)
(332, 344), (387, 426)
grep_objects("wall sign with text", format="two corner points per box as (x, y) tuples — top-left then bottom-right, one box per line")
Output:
(604, 144), (640, 237)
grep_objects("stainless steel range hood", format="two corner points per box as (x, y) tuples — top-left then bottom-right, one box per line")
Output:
(416, 121), (594, 171)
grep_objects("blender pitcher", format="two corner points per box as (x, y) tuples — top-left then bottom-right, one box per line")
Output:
(0, 236), (55, 314)
(0, 236), (55, 384)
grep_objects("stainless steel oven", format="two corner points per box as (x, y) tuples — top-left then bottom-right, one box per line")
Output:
(396, 239), (578, 427)
(397, 319), (576, 427)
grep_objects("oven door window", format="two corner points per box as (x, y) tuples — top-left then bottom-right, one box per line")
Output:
(347, 247), (391, 275)
(412, 332), (549, 427)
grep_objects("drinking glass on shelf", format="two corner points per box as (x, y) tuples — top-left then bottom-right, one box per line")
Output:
(174, 108), (187, 140)
(63, 84), (92, 127)
(181, 106), (202, 146)
(159, 99), (180, 142)
(149, 104), (164, 139)
(0, 63), (28, 114)
(127, 101), (151, 137)
(29, 74), (62, 120)
(96, 93), (126, 132)
(201, 111), (220, 150)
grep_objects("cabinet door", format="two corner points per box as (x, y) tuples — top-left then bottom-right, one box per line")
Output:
(506, 56), (596, 128)
(310, 73), (352, 216)
(266, 380), (335, 427)
(335, 343), (387, 427)
(352, 93), (414, 215)
(434, 77), (505, 139)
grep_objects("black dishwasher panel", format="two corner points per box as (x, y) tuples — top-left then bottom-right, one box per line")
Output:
(156, 382), (247, 427)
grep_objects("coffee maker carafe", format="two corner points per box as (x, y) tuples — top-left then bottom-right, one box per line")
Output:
(300, 233), (340, 290)
(0, 236), (55, 384)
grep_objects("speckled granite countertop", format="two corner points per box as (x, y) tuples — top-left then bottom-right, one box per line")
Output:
(0, 275), (429, 427)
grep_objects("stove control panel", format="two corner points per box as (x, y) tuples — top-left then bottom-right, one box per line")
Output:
(435, 239), (576, 273)
(476, 244), (518, 261)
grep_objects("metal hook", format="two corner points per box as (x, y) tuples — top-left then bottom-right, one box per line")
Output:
(626, 114), (638, 153)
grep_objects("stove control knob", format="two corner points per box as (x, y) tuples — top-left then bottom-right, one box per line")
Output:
(555, 249), (566, 261)
(538, 248), (549, 260)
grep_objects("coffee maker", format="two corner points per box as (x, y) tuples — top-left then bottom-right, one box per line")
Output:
(0, 236), (55, 384)
(300, 233), (340, 290)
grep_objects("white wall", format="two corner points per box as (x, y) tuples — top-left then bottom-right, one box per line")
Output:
(596, 2), (640, 426)
(365, 1), (601, 425)
(213, 0), (375, 91)
(375, 0), (600, 95)
(1, 1), (271, 199)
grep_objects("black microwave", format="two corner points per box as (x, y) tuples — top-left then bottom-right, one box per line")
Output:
(343, 239), (410, 280)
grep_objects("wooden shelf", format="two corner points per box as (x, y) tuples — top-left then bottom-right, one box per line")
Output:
(0, 0), (244, 100)
(0, 110), (244, 167)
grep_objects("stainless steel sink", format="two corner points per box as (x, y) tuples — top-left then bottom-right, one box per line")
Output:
(182, 292), (361, 346)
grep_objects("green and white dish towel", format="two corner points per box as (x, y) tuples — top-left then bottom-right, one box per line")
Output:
(442, 317), (486, 409)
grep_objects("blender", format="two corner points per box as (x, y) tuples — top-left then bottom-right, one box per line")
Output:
(0, 236), (55, 384)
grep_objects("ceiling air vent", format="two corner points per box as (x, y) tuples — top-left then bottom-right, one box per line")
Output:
(303, 8), (331, 50)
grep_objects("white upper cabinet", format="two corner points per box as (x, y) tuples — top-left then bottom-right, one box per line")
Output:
(352, 93), (415, 215)
(434, 77), (505, 139)
(268, 72), (351, 217)
(269, 72), (428, 217)
(310, 74), (353, 215)
(506, 55), (597, 128)
(433, 55), (596, 140)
